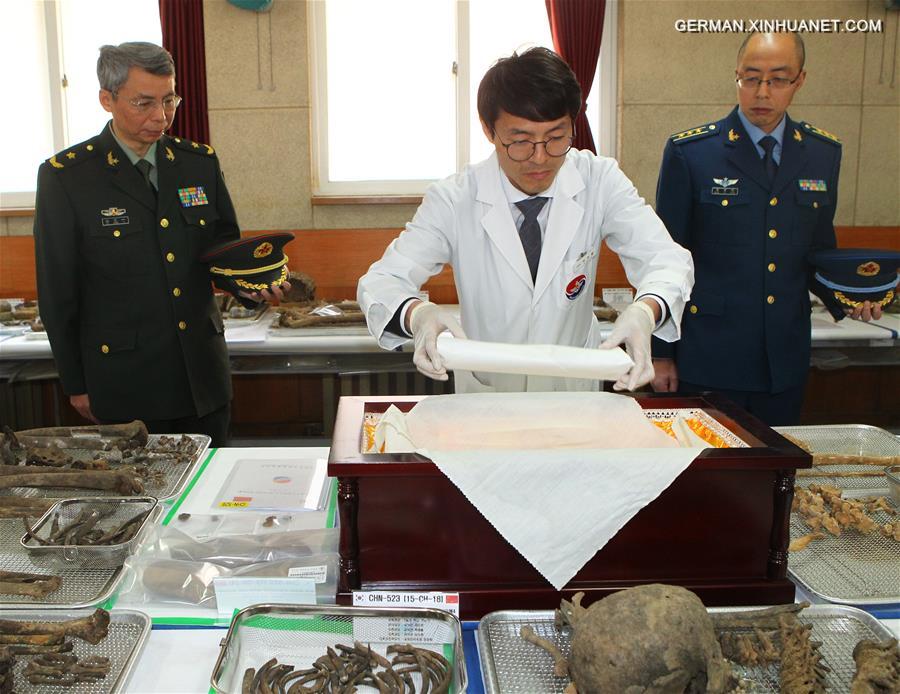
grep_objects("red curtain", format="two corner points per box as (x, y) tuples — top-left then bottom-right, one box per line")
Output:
(545, 0), (606, 154)
(159, 0), (210, 144)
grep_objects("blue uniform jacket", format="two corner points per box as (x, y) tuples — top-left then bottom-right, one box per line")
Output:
(651, 106), (840, 393)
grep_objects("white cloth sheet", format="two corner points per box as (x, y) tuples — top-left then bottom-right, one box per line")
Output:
(372, 393), (705, 589)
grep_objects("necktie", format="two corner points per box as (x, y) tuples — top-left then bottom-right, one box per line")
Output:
(758, 135), (778, 186)
(135, 159), (156, 195)
(515, 196), (548, 283)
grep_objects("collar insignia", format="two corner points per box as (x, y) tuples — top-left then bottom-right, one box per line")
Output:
(728, 129), (740, 142)
(107, 151), (119, 167)
(793, 129), (803, 142)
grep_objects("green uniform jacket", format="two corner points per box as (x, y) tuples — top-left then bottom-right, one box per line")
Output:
(33, 123), (239, 421)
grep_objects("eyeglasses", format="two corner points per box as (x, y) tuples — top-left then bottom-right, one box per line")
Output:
(497, 132), (574, 162)
(113, 92), (183, 113)
(735, 74), (801, 91)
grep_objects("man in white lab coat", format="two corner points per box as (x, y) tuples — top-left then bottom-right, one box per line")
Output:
(358, 47), (693, 393)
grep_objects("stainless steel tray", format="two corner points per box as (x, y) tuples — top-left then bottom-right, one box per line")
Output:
(477, 605), (895, 693)
(210, 603), (467, 694)
(0, 515), (130, 608)
(21, 497), (160, 569)
(0, 433), (210, 502)
(0, 608), (150, 693)
(789, 491), (900, 605)
(775, 424), (900, 490)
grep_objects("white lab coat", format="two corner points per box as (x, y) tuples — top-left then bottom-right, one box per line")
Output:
(358, 149), (694, 392)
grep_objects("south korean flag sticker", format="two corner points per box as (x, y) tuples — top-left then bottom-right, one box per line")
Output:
(565, 274), (587, 300)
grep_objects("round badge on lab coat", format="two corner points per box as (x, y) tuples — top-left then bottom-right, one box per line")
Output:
(565, 274), (587, 300)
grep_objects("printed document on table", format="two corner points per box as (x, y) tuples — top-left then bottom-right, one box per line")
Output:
(213, 458), (328, 512)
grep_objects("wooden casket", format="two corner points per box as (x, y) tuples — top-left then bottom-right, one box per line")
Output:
(327, 393), (810, 619)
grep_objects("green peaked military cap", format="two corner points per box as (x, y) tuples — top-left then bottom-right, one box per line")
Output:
(201, 232), (294, 307)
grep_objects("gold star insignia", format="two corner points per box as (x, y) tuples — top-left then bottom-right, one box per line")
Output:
(728, 129), (740, 142)
(166, 147), (175, 161)
(191, 141), (200, 148)
(66, 151), (76, 159)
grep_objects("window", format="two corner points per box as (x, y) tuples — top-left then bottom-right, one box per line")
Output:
(309, 0), (616, 196)
(0, 0), (161, 208)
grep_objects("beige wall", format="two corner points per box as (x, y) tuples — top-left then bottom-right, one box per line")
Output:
(4, 0), (897, 236)
(618, 0), (900, 226)
(202, 0), (417, 231)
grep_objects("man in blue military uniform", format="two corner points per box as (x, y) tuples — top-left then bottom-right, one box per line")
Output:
(650, 32), (880, 426)
(34, 42), (284, 445)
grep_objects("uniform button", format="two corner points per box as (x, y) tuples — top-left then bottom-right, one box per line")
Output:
(768, 263), (776, 272)
(813, 201), (819, 209)
(160, 218), (169, 228)
(199, 219), (206, 226)
(113, 230), (121, 238)
(767, 295), (775, 304)
(166, 252), (175, 263)
(769, 197), (778, 206)
(769, 229), (778, 239)
(101, 344), (109, 354)
(86, 144), (94, 151)
(178, 321), (187, 330)
(720, 199), (729, 207)
(173, 287), (181, 297)
(689, 305), (698, 314)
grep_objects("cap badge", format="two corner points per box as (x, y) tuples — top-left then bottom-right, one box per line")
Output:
(178, 186), (208, 207)
(253, 242), (274, 259)
(799, 179), (827, 192)
(857, 262), (880, 277)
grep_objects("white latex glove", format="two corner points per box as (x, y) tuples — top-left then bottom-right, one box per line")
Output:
(599, 301), (655, 391)
(408, 301), (467, 380)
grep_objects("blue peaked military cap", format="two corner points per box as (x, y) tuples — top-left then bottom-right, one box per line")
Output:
(809, 248), (899, 319)
(201, 232), (294, 307)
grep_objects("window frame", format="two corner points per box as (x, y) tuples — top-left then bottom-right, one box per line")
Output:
(2, 1), (64, 209)
(308, 0), (618, 198)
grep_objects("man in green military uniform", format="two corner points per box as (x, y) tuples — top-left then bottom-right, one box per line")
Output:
(34, 42), (279, 445)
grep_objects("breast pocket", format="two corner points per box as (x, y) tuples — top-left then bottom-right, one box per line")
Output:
(86, 220), (145, 279)
(793, 190), (830, 247)
(698, 189), (752, 246)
